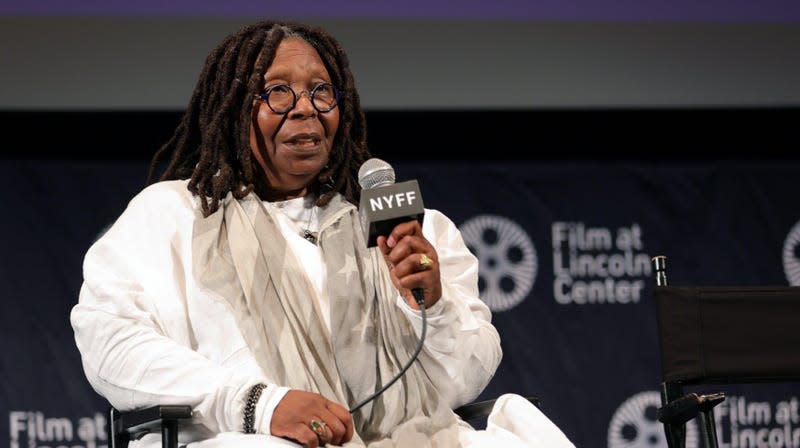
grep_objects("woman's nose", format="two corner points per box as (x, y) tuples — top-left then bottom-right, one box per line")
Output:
(289, 91), (316, 117)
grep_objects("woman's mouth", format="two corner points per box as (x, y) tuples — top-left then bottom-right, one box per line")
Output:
(285, 133), (322, 149)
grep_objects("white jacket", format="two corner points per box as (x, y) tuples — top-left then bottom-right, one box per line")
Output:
(70, 180), (502, 442)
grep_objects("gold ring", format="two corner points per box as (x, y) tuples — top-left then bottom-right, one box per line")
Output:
(310, 419), (327, 439)
(419, 253), (433, 270)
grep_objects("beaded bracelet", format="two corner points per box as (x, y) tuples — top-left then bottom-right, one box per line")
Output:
(243, 383), (267, 434)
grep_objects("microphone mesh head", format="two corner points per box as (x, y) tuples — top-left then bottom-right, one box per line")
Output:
(358, 158), (395, 189)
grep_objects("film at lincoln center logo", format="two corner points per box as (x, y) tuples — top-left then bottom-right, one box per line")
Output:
(784, 219), (800, 286)
(552, 221), (651, 305)
(459, 215), (537, 312)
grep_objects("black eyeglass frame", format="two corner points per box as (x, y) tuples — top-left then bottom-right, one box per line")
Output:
(255, 82), (344, 114)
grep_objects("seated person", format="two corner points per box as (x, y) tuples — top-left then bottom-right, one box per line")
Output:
(70, 19), (575, 448)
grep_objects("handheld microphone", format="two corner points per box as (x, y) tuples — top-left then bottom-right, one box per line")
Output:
(348, 158), (428, 414)
(357, 158), (425, 248)
(357, 158), (426, 305)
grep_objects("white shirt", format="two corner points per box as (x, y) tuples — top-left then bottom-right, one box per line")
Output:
(70, 180), (503, 443)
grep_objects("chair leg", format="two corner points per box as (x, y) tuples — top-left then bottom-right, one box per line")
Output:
(695, 394), (725, 448)
(162, 419), (179, 448)
(697, 410), (720, 448)
(661, 382), (686, 448)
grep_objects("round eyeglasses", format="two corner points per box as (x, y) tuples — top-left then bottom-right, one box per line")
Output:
(255, 83), (343, 114)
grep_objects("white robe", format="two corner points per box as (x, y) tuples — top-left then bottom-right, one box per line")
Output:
(70, 180), (574, 447)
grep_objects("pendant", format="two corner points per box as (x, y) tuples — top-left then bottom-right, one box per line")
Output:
(301, 229), (318, 244)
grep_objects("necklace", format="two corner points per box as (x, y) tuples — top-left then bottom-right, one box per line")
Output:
(300, 204), (318, 244)
(271, 196), (318, 245)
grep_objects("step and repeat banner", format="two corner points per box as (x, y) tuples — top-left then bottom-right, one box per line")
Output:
(2, 160), (799, 448)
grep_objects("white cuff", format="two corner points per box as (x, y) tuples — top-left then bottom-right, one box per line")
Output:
(396, 292), (448, 320)
(255, 385), (291, 435)
(396, 293), (460, 348)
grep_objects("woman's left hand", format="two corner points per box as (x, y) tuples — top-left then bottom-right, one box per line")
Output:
(377, 220), (441, 309)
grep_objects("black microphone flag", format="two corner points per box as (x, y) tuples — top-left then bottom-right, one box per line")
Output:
(359, 180), (424, 247)
(358, 158), (424, 247)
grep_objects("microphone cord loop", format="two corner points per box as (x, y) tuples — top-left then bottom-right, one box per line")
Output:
(348, 289), (427, 414)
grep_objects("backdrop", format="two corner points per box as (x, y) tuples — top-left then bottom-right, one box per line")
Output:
(2, 159), (799, 448)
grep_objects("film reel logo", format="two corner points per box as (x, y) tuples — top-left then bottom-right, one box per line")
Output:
(459, 215), (537, 312)
(608, 391), (699, 448)
(783, 220), (800, 286)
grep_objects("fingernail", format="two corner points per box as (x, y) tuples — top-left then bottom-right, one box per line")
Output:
(387, 235), (396, 248)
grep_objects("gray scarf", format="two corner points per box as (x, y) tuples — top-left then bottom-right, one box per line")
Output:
(192, 192), (463, 446)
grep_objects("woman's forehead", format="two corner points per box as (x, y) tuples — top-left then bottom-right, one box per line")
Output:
(262, 38), (332, 79)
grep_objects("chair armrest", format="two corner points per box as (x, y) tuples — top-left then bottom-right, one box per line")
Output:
(109, 405), (192, 448)
(112, 405), (193, 431)
(454, 396), (540, 421)
(658, 392), (725, 425)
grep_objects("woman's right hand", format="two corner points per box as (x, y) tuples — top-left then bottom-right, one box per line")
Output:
(270, 390), (354, 447)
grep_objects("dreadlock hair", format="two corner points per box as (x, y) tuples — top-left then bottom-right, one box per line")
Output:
(147, 20), (370, 217)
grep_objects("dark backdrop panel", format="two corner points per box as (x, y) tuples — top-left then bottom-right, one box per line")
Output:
(1, 109), (799, 448)
(2, 108), (799, 162)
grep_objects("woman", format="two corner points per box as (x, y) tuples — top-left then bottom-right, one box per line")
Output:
(70, 20), (573, 447)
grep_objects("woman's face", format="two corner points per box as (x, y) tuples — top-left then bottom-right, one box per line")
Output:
(249, 37), (340, 201)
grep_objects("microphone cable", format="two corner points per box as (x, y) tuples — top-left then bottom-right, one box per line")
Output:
(348, 289), (427, 414)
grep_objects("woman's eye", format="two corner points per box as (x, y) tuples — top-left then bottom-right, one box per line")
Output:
(269, 85), (292, 94)
(314, 84), (334, 98)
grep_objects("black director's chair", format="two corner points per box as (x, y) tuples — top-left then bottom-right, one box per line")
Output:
(651, 255), (800, 448)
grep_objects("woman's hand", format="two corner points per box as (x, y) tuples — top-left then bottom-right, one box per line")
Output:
(271, 390), (354, 447)
(377, 220), (442, 309)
